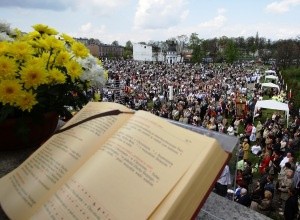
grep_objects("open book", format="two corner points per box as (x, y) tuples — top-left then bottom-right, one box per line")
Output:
(0, 102), (232, 220)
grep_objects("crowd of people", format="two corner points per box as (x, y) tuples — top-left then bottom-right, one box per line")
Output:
(98, 59), (299, 219)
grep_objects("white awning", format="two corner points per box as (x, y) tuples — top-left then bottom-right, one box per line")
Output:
(254, 100), (289, 126)
(261, 82), (280, 92)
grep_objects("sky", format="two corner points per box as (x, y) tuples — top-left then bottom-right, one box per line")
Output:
(1, 0), (300, 46)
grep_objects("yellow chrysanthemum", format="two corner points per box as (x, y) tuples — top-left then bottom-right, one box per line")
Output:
(32, 24), (58, 36)
(66, 60), (83, 81)
(39, 51), (55, 68)
(25, 31), (41, 41)
(35, 37), (51, 51)
(48, 68), (66, 84)
(25, 56), (47, 68)
(0, 23), (107, 117)
(56, 51), (70, 66)
(20, 64), (48, 89)
(0, 80), (22, 105)
(0, 56), (18, 79)
(71, 42), (89, 58)
(0, 41), (9, 56)
(61, 33), (75, 44)
(10, 41), (33, 60)
(16, 90), (37, 112)
(44, 35), (64, 53)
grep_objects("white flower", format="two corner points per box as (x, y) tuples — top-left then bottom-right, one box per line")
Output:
(0, 32), (14, 41)
(77, 55), (107, 89)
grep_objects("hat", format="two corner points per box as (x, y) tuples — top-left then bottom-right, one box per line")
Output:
(243, 138), (248, 142)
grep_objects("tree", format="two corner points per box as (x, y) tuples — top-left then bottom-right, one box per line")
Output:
(123, 40), (133, 59)
(191, 44), (203, 63)
(246, 36), (256, 57)
(176, 35), (188, 62)
(188, 33), (205, 63)
(188, 33), (201, 49)
(148, 40), (161, 53)
(224, 39), (239, 63)
(275, 39), (298, 68)
(202, 38), (218, 62)
(111, 40), (119, 46)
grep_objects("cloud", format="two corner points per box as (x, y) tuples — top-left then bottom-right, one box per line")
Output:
(0, 0), (72, 11)
(198, 8), (227, 29)
(74, 22), (107, 38)
(74, 0), (131, 16)
(79, 23), (93, 33)
(0, 0), (130, 14)
(134, 0), (189, 30)
(265, 0), (300, 14)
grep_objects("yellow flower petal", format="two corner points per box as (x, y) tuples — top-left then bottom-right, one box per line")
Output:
(0, 56), (18, 79)
(0, 80), (22, 105)
(20, 64), (48, 89)
(16, 90), (38, 112)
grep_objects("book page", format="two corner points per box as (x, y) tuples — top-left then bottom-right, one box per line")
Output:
(0, 102), (133, 220)
(31, 110), (227, 220)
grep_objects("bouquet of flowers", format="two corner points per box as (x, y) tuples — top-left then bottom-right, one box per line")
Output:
(0, 23), (107, 122)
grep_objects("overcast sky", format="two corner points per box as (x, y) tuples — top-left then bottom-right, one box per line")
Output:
(1, 0), (300, 46)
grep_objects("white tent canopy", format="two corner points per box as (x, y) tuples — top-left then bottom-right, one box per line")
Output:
(261, 82), (280, 92)
(254, 100), (289, 126)
(265, 70), (276, 75)
(265, 75), (279, 83)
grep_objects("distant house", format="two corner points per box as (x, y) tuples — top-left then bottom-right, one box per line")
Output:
(98, 44), (124, 59)
(133, 42), (184, 63)
(133, 44), (153, 61)
(75, 37), (124, 59)
(166, 42), (178, 64)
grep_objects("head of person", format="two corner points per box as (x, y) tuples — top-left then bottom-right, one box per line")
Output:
(241, 188), (247, 196)
(264, 190), (273, 200)
(285, 162), (292, 169)
(286, 169), (294, 179)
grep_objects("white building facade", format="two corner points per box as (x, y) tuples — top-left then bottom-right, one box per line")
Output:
(133, 44), (153, 61)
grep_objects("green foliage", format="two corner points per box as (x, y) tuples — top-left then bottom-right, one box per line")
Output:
(282, 67), (300, 109)
(191, 45), (204, 63)
(224, 40), (239, 63)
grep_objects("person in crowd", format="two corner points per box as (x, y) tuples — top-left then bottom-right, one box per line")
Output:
(242, 160), (253, 188)
(256, 120), (263, 144)
(251, 141), (262, 156)
(280, 152), (294, 170)
(227, 124), (235, 136)
(272, 137), (282, 153)
(235, 169), (246, 188)
(293, 163), (300, 196)
(277, 169), (294, 210)
(245, 122), (253, 140)
(269, 150), (282, 176)
(265, 134), (274, 156)
(249, 124), (257, 143)
(236, 188), (252, 207)
(282, 187), (299, 218)
(251, 173), (270, 201)
(263, 175), (275, 196)
(250, 190), (273, 215)
(242, 138), (250, 162)
(233, 117), (241, 135)
(259, 151), (271, 175)
(215, 164), (231, 197)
